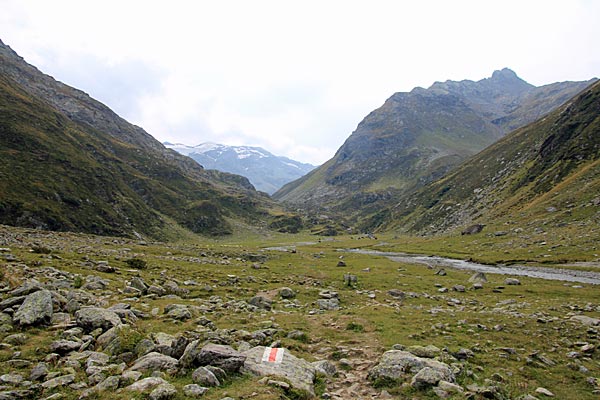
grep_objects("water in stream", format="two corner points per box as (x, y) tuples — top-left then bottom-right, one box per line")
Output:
(341, 249), (600, 285)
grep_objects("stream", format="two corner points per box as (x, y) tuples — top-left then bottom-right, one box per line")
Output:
(341, 249), (600, 285)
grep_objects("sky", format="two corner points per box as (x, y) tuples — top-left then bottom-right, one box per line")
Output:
(2, 0), (599, 165)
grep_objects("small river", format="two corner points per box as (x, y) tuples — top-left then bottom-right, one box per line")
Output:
(341, 249), (600, 285)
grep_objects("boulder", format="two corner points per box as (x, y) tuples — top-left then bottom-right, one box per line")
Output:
(468, 272), (487, 283)
(368, 350), (455, 387)
(461, 224), (485, 235)
(9, 279), (44, 296)
(13, 289), (53, 326)
(411, 367), (447, 389)
(407, 345), (441, 359)
(248, 295), (272, 311)
(179, 340), (245, 372)
(570, 315), (600, 326)
(183, 384), (209, 397)
(505, 278), (521, 285)
(317, 298), (340, 310)
(279, 287), (296, 299)
(191, 366), (220, 387)
(41, 374), (75, 389)
(164, 304), (192, 321)
(128, 352), (178, 373)
(76, 307), (122, 332)
(126, 377), (170, 392)
(242, 346), (316, 395)
(149, 383), (177, 400)
(49, 339), (82, 354)
(312, 360), (337, 376)
(194, 343), (246, 373)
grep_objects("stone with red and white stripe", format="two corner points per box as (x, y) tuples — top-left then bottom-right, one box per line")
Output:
(242, 346), (316, 396)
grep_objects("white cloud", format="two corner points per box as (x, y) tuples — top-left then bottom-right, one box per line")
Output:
(2, 0), (599, 164)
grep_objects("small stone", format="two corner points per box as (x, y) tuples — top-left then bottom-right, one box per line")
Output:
(279, 287), (296, 299)
(30, 363), (49, 381)
(505, 278), (521, 285)
(535, 387), (554, 397)
(149, 383), (177, 400)
(183, 384), (209, 397)
(191, 367), (220, 387)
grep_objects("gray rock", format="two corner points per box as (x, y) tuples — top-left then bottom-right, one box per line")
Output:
(148, 285), (167, 296)
(121, 370), (143, 385)
(191, 366), (220, 387)
(312, 360), (337, 376)
(387, 289), (405, 299)
(0, 373), (23, 385)
(12, 289), (53, 326)
(126, 377), (170, 392)
(287, 330), (308, 342)
(129, 352), (178, 373)
(194, 343), (246, 373)
(95, 375), (120, 391)
(368, 350), (455, 386)
(505, 278), (521, 285)
(49, 340), (81, 354)
(149, 383), (177, 400)
(10, 280), (44, 297)
(279, 287), (296, 299)
(164, 304), (192, 321)
(0, 296), (26, 309)
(0, 312), (13, 332)
(248, 295), (272, 311)
(468, 272), (487, 283)
(183, 384), (209, 397)
(75, 307), (122, 332)
(535, 387), (555, 397)
(242, 346), (316, 395)
(407, 345), (441, 359)
(0, 390), (33, 400)
(570, 315), (600, 326)
(3, 333), (27, 345)
(129, 277), (148, 294)
(411, 367), (446, 389)
(317, 298), (340, 310)
(462, 224), (485, 235)
(41, 374), (75, 389)
(30, 363), (49, 381)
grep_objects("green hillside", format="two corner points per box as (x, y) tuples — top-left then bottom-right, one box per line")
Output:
(371, 80), (600, 235)
(0, 40), (277, 239)
(274, 69), (595, 226)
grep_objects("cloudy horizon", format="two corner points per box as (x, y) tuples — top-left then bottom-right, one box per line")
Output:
(2, 0), (599, 165)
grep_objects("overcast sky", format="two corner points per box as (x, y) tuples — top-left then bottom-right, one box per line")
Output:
(2, 0), (599, 164)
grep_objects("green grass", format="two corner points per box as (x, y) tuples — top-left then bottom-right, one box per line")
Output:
(1, 224), (599, 399)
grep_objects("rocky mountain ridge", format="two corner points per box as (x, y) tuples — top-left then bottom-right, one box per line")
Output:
(0, 39), (277, 238)
(165, 142), (316, 194)
(370, 79), (600, 235)
(274, 69), (596, 223)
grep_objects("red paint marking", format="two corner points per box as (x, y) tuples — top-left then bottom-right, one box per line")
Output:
(268, 347), (278, 362)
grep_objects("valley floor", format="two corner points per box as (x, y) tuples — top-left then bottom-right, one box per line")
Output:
(1, 225), (599, 399)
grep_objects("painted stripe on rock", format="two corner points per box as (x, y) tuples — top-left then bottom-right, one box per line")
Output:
(262, 347), (284, 363)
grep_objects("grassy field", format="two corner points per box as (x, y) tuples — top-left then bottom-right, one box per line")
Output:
(1, 225), (599, 399)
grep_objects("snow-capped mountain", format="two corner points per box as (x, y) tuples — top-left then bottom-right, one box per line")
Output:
(165, 142), (316, 194)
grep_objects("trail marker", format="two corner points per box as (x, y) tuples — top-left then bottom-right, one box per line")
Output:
(262, 347), (285, 363)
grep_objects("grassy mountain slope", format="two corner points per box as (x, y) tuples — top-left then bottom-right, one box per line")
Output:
(0, 40), (276, 238)
(371, 80), (600, 235)
(274, 69), (595, 223)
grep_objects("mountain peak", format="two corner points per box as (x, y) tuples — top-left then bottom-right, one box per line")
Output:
(490, 67), (519, 81)
(166, 142), (316, 194)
